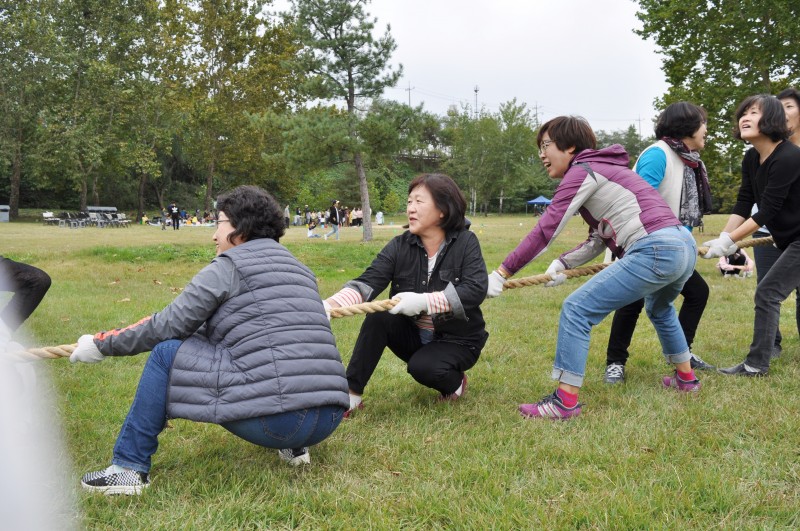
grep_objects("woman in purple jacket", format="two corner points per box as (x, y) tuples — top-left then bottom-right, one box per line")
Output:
(486, 116), (699, 419)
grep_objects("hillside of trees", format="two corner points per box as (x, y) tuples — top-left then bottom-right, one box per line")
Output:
(2, 1), (798, 237)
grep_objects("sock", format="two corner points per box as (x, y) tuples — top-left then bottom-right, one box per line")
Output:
(677, 369), (696, 382)
(556, 388), (578, 408)
(452, 382), (463, 397)
(348, 394), (362, 410)
(109, 464), (131, 474)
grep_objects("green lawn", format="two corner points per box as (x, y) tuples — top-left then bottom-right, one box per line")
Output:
(2, 215), (799, 529)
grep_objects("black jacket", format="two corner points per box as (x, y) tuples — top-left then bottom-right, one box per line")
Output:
(345, 228), (489, 350)
(732, 142), (800, 250)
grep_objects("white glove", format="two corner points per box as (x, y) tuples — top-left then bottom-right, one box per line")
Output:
(545, 259), (567, 287)
(388, 292), (429, 316)
(486, 271), (507, 298)
(702, 232), (737, 259)
(69, 334), (105, 364)
(322, 299), (333, 322)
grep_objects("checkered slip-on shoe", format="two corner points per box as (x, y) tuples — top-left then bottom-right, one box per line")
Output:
(81, 465), (150, 495)
(278, 447), (311, 466)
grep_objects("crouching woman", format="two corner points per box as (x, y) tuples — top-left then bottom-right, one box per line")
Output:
(70, 185), (349, 495)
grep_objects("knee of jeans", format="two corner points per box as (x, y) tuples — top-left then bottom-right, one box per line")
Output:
(151, 339), (181, 368)
(561, 296), (590, 326)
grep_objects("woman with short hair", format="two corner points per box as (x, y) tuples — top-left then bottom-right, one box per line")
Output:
(706, 94), (800, 376)
(603, 101), (715, 385)
(70, 185), (349, 494)
(487, 116), (699, 420)
(325, 174), (488, 415)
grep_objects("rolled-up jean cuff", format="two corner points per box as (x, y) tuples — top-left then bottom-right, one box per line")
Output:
(551, 367), (584, 387)
(664, 350), (691, 365)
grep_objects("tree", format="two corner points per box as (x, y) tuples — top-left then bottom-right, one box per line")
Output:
(182, 0), (304, 214)
(635, 0), (800, 211)
(292, 0), (402, 241)
(0, 1), (59, 218)
(441, 102), (546, 215)
(595, 125), (654, 166)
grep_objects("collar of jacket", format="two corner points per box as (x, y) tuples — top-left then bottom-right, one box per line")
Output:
(403, 228), (461, 249)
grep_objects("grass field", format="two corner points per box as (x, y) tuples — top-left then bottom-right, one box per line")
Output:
(1, 214), (799, 529)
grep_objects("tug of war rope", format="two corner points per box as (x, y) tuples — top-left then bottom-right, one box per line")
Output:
(10, 236), (774, 361)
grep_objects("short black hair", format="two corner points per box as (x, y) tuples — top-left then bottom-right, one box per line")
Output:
(216, 185), (285, 244)
(537, 116), (597, 155)
(407, 173), (466, 232)
(777, 87), (800, 108)
(655, 102), (707, 139)
(733, 94), (790, 142)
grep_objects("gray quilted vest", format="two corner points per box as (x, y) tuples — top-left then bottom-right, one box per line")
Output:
(167, 238), (349, 423)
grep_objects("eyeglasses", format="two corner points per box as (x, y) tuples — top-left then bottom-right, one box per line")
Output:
(539, 139), (555, 152)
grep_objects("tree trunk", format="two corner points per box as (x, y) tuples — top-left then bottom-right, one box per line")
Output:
(354, 151), (373, 242)
(499, 187), (505, 215)
(92, 175), (100, 206)
(10, 141), (21, 219)
(137, 172), (148, 222)
(205, 159), (215, 214)
(470, 187), (477, 216)
(79, 176), (88, 212)
(153, 183), (164, 210)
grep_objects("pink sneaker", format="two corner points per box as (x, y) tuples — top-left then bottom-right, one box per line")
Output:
(519, 391), (582, 420)
(438, 373), (467, 402)
(662, 372), (701, 392)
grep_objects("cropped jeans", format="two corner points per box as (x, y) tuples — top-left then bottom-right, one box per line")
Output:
(552, 226), (696, 387)
(112, 340), (345, 474)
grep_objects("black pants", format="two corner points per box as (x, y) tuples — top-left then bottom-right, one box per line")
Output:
(0, 257), (51, 331)
(752, 231), (800, 348)
(606, 269), (708, 365)
(171, 215), (180, 229)
(345, 311), (480, 396)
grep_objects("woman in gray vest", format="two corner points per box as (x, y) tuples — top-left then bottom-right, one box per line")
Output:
(69, 185), (349, 495)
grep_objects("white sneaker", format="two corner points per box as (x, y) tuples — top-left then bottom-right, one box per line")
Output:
(278, 447), (311, 466)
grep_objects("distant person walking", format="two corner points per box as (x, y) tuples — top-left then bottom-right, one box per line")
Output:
(324, 200), (341, 241)
(169, 202), (180, 231)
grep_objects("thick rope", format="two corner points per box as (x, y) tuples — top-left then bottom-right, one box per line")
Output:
(11, 235), (776, 358)
(10, 344), (76, 361)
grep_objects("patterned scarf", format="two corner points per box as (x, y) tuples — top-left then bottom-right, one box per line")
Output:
(661, 137), (712, 228)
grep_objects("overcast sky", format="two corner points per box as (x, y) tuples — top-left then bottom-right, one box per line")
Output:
(276, 0), (669, 135)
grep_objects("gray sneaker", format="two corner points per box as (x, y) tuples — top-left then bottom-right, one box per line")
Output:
(278, 447), (311, 466)
(604, 363), (625, 384)
(689, 353), (715, 371)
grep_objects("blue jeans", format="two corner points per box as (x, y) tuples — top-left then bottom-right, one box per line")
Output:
(552, 227), (696, 387)
(112, 340), (345, 473)
(324, 224), (340, 240)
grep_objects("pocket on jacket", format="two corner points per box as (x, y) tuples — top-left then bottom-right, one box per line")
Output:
(393, 275), (416, 292)
(438, 268), (463, 285)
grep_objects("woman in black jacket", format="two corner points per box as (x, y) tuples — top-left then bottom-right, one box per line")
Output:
(325, 174), (488, 416)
